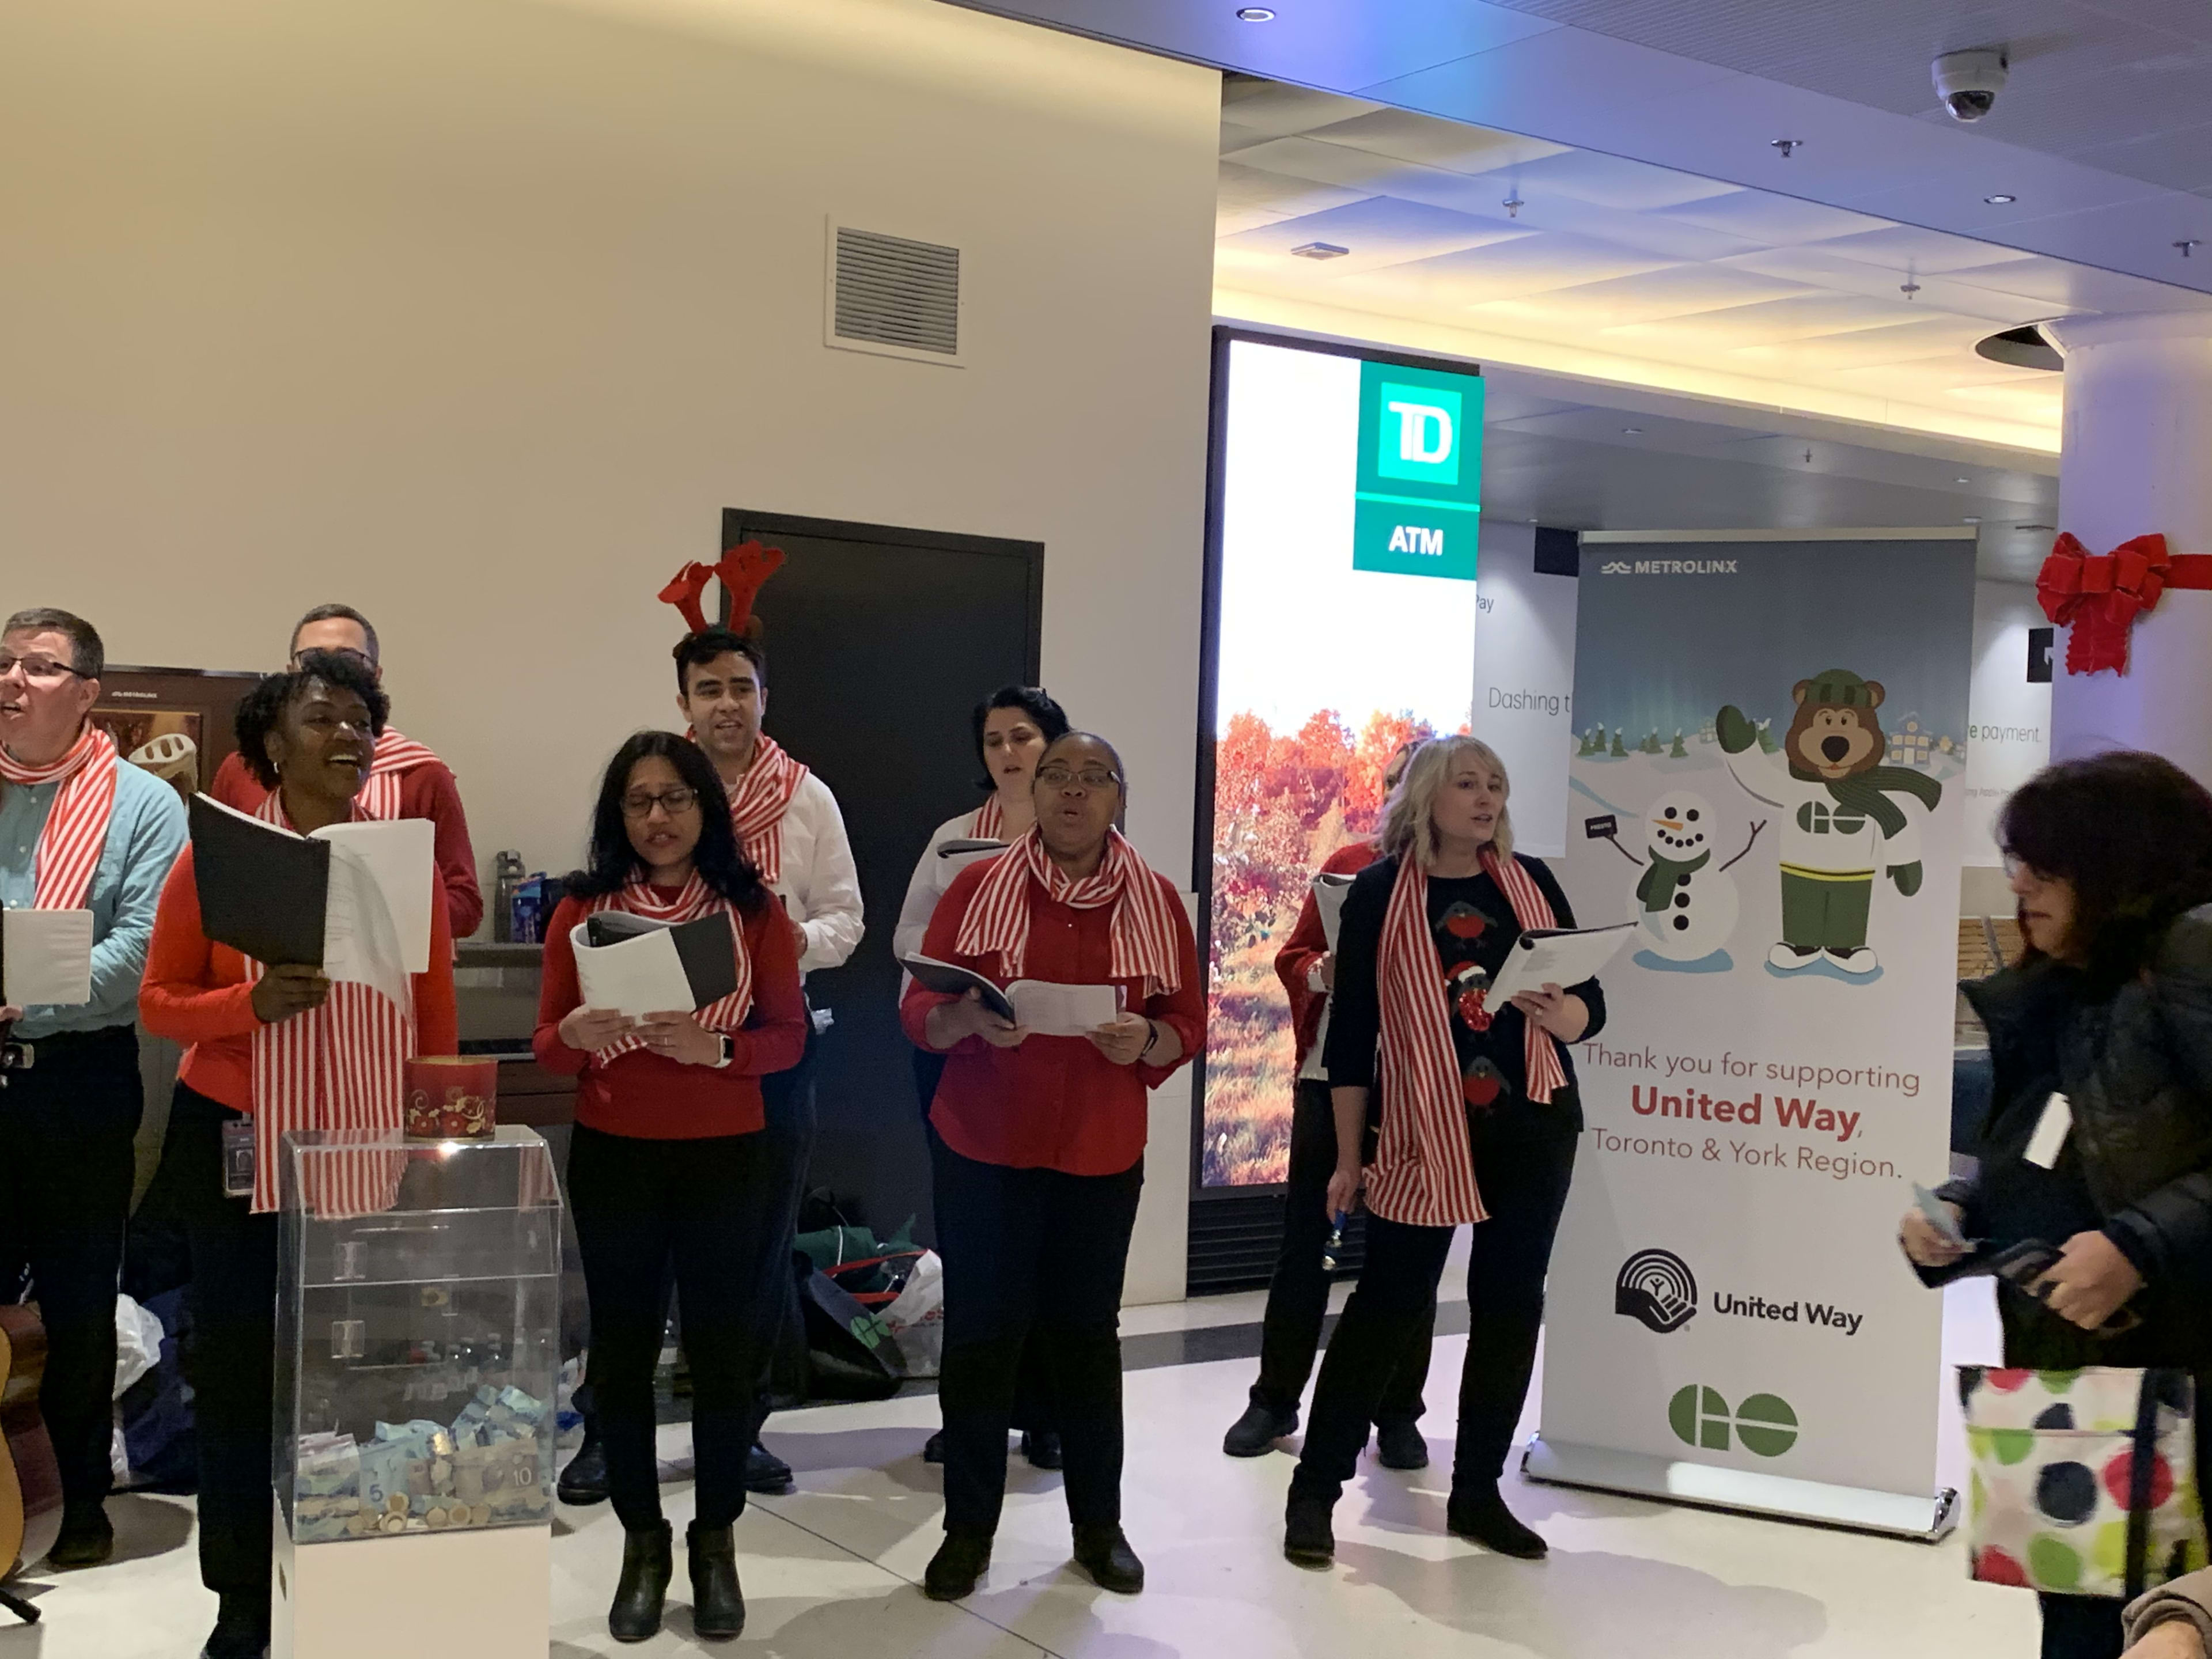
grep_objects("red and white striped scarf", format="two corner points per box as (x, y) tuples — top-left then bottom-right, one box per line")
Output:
(244, 787), (415, 1214)
(0, 725), (120, 910)
(579, 872), (755, 1063)
(358, 726), (441, 820)
(953, 827), (1183, 997)
(726, 737), (808, 885)
(971, 794), (1005, 841)
(1368, 847), (1569, 1229)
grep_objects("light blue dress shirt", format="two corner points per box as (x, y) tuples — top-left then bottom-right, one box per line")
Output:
(1, 756), (188, 1039)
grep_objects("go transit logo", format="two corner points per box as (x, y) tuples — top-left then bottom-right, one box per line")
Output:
(1668, 1384), (1800, 1457)
(1352, 359), (1483, 581)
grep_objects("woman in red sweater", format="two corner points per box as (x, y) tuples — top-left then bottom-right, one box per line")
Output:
(535, 730), (805, 1645)
(900, 732), (1203, 1603)
(139, 652), (456, 1659)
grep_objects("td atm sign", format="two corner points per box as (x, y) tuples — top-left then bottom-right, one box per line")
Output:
(1353, 359), (1483, 581)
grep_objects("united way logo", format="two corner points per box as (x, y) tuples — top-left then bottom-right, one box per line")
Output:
(1616, 1248), (1698, 1334)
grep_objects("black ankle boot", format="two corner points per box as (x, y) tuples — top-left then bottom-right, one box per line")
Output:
(558, 1429), (609, 1506)
(923, 1530), (993, 1601)
(687, 1520), (745, 1641)
(1071, 1524), (1145, 1594)
(608, 1521), (673, 1642)
(1283, 1495), (1336, 1567)
(198, 1593), (270, 1659)
(1446, 1485), (1547, 1559)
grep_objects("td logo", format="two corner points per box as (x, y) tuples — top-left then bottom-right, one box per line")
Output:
(1668, 1385), (1799, 1457)
(1377, 384), (1461, 484)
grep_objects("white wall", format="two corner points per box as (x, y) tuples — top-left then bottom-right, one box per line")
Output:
(2, 0), (1219, 1298)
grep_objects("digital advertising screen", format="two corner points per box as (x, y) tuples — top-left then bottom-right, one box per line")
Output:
(1198, 331), (1483, 1189)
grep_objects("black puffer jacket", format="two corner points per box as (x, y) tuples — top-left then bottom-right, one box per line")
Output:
(1953, 906), (2212, 1359)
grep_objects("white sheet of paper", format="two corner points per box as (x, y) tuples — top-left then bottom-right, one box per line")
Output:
(1314, 872), (1355, 949)
(1486, 922), (1636, 1006)
(571, 923), (694, 1020)
(1007, 980), (1122, 1038)
(312, 819), (435, 974)
(2025, 1091), (2072, 1169)
(2, 908), (94, 1006)
(317, 844), (412, 1008)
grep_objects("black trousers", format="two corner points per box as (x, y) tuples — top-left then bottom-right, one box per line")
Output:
(2036, 1596), (2124, 1659)
(1290, 1098), (1578, 1505)
(929, 1131), (1141, 1537)
(568, 1123), (781, 1532)
(753, 1027), (819, 1416)
(912, 1047), (1054, 1436)
(1251, 1078), (1431, 1426)
(164, 1083), (280, 1604)
(0, 1025), (142, 1517)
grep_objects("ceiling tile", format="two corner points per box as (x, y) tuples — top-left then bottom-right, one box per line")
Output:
(1467, 263), (1814, 328)
(1503, 149), (1743, 210)
(1650, 189), (1895, 246)
(1808, 224), (2041, 275)
(1596, 291), (1929, 346)
(1215, 160), (1374, 237)
(1291, 107), (1571, 174)
(1216, 196), (1531, 277)
(1219, 81), (1385, 143)
(1340, 228), (1683, 306)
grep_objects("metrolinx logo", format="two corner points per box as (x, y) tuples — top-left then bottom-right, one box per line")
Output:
(1352, 359), (1482, 581)
(1669, 1384), (1799, 1456)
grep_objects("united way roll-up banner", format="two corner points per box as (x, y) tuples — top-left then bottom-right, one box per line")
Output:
(1527, 536), (1975, 1538)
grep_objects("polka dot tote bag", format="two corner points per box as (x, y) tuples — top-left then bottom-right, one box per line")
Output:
(1961, 1366), (2206, 1598)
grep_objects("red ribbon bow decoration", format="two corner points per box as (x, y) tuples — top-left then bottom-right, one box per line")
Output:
(2036, 532), (2212, 676)
(656, 541), (789, 635)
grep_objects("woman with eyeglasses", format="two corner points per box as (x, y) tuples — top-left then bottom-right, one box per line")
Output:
(1900, 752), (2212, 1659)
(894, 684), (1071, 1471)
(534, 731), (806, 1643)
(139, 650), (457, 1659)
(900, 732), (1203, 1603)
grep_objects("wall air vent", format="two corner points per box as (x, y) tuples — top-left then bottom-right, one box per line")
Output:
(825, 221), (963, 366)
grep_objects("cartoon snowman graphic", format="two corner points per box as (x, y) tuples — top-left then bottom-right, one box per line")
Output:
(1605, 791), (1762, 967)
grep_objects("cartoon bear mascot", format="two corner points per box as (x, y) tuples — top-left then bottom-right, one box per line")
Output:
(1715, 668), (1941, 976)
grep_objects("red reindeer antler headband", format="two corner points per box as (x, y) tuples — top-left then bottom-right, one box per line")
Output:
(657, 540), (788, 634)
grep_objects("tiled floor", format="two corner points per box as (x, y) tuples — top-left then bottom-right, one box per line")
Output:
(6, 1282), (2040, 1658)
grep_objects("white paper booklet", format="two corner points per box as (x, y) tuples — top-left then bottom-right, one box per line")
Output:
(1314, 871), (1357, 949)
(312, 819), (435, 975)
(1485, 921), (1636, 1006)
(1, 908), (95, 1006)
(570, 923), (694, 1021)
(1007, 980), (1123, 1038)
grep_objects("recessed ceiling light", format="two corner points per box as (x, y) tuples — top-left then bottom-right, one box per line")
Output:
(1289, 241), (1349, 260)
(1236, 6), (1275, 18)
(1984, 193), (2016, 204)
(1963, 516), (1982, 523)
(1622, 426), (1643, 434)
(1955, 476), (1970, 483)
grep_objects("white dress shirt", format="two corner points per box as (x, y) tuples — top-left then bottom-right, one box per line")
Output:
(768, 771), (863, 978)
(893, 805), (1007, 965)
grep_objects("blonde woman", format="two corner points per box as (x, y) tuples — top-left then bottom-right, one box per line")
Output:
(1283, 737), (1604, 1568)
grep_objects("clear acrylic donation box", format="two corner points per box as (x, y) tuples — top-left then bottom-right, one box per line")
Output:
(272, 1127), (563, 1659)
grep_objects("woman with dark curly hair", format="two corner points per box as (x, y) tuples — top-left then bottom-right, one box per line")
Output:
(140, 649), (456, 1659)
(1902, 751), (2212, 1659)
(534, 730), (806, 1643)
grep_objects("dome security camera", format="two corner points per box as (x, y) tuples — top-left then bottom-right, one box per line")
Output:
(1933, 47), (2009, 122)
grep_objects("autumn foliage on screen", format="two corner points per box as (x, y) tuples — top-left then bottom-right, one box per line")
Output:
(1203, 707), (1437, 1186)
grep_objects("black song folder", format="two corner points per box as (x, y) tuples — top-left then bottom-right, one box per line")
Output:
(188, 793), (330, 968)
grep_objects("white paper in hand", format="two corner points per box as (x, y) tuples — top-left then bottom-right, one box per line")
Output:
(1007, 981), (1122, 1037)
(1486, 922), (1635, 1007)
(1314, 872), (1356, 950)
(312, 819), (435, 974)
(572, 923), (694, 1020)
(2, 909), (96, 1006)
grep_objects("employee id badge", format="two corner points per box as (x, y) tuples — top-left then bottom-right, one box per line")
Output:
(221, 1119), (257, 1198)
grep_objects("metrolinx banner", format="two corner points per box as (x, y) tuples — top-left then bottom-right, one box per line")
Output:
(1532, 537), (1974, 1531)
(1352, 359), (1482, 581)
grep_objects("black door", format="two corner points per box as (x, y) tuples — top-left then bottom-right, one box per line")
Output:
(722, 509), (1044, 1245)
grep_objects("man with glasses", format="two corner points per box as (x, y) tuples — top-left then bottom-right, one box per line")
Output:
(0, 607), (187, 1570)
(560, 627), (861, 1506)
(208, 603), (483, 938)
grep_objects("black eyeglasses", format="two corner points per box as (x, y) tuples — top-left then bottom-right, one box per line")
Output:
(0, 653), (91, 684)
(620, 787), (700, 819)
(1036, 765), (1121, 792)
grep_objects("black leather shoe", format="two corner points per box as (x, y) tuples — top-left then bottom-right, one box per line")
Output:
(1021, 1429), (1063, 1470)
(198, 1593), (270, 1659)
(1283, 1496), (1336, 1568)
(744, 1442), (793, 1495)
(1222, 1400), (1297, 1457)
(46, 1502), (115, 1569)
(1446, 1486), (1547, 1559)
(1071, 1524), (1145, 1594)
(557, 1433), (609, 1506)
(608, 1521), (673, 1642)
(923, 1530), (993, 1601)
(923, 1429), (948, 1464)
(686, 1520), (745, 1642)
(1374, 1421), (1430, 1471)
